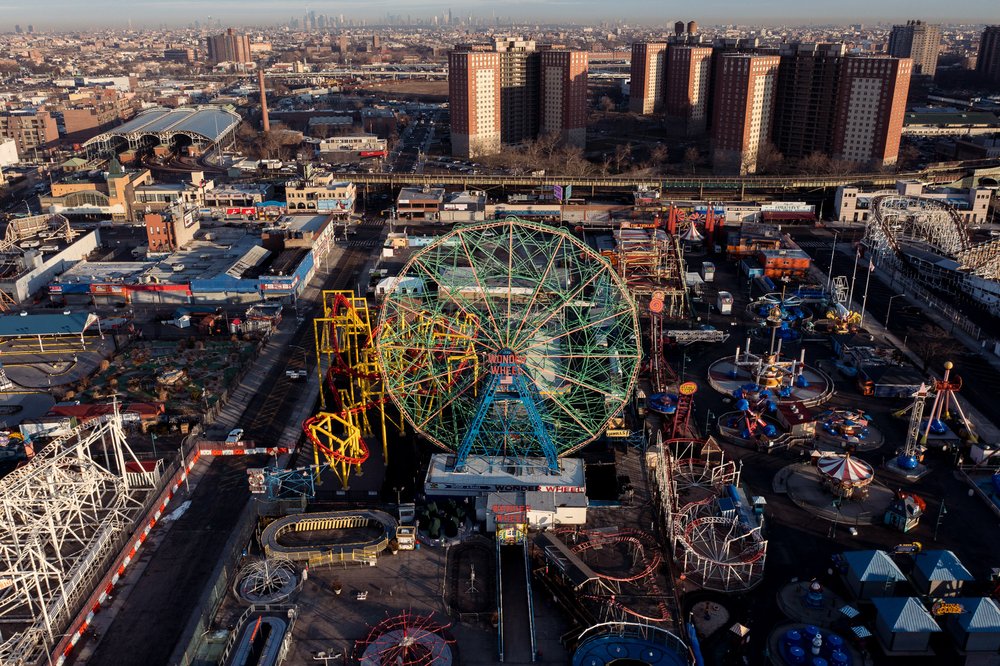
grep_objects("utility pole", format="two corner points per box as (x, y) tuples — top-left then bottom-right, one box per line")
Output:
(934, 500), (947, 541)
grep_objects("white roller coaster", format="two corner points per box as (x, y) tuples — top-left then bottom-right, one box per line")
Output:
(650, 433), (766, 593)
(0, 405), (160, 666)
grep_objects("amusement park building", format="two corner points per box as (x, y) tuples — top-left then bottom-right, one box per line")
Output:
(284, 175), (356, 215)
(41, 160), (154, 222)
(48, 230), (315, 306)
(834, 180), (992, 224)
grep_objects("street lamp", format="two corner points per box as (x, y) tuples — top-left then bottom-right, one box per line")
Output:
(885, 294), (905, 330)
(826, 230), (841, 291)
(150, 431), (158, 458)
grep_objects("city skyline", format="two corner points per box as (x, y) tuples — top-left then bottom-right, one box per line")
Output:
(0, 0), (998, 29)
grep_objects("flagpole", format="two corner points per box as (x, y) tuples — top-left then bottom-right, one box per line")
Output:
(859, 258), (875, 329)
(848, 248), (860, 306)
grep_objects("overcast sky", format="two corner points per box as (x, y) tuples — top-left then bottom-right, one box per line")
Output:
(2, 0), (996, 29)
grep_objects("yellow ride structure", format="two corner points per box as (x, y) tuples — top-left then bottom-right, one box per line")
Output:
(304, 290), (401, 489)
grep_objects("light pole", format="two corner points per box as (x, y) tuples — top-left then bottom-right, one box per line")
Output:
(886, 294), (904, 330)
(826, 230), (841, 291)
(150, 431), (157, 458)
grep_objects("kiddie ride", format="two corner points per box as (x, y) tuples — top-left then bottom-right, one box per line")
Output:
(718, 390), (782, 450)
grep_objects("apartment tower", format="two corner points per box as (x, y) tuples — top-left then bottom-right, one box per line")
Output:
(448, 48), (501, 158)
(664, 45), (713, 134)
(888, 20), (941, 75)
(710, 54), (780, 174)
(629, 42), (667, 114)
(831, 56), (912, 168)
(539, 50), (589, 149)
(207, 28), (251, 64)
(494, 38), (540, 145)
(976, 26), (1000, 85)
(772, 42), (846, 160)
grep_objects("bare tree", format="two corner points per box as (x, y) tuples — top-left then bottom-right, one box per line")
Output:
(755, 142), (784, 175)
(612, 143), (633, 173)
(797, 151), (832, 175)
(683, 146), (701, 174)
(597, 95), (616, 114)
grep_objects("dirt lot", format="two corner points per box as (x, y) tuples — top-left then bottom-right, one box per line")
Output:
(356, 79), (448, 100)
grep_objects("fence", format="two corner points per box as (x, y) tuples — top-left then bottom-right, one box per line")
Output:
(891, 269), (983, 341)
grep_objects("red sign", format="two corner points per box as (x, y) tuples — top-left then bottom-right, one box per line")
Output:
(492, 504), (528, 523)
(226, 207), (257, 217)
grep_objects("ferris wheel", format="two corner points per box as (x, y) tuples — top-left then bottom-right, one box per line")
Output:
(376, 218), (641, 471)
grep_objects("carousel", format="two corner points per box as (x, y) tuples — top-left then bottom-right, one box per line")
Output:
(816, 454), (875, 500)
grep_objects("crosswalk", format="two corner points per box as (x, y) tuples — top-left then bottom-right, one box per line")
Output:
(358, 218), (386, 227)
(342, 238), (382, 248)
(794, 240), (831, 249)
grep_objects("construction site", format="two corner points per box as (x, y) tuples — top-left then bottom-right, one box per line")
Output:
(5, 197), (1000, 666)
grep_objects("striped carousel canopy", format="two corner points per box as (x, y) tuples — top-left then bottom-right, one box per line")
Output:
(817, 455), (874, 485)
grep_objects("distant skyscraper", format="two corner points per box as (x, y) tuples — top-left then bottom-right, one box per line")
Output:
(976, 26), (1000, 85)
(539, 50), (589, 149)
(207, 28), (251, 64)
(448, 48), (501, 158)
(494, 38), (540, 145)
(888, 20), (941, 75)
(664, 45), (712, 134)
(710, 53), (780, 174)
(773, 42), (846, 160)
(831, 56), (911, 168)
(629, 42), (667, 115)
(14, 25), (21, 34)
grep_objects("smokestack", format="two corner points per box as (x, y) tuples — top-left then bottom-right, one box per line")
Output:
(258, 69), (270, 133)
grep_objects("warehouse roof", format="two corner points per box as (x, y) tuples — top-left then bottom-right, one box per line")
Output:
(0, 312), (98, 337)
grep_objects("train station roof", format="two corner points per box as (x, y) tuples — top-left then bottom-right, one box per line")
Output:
(83, 106), (241, 147)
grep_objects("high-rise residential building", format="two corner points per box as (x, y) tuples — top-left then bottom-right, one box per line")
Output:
(448, 48), (501, 158)
(539, 50), (589, 149)
(976, 26), (1000, 85)
(888, 20), (941, 75)
(664, 45), (713, 134)
(0, 110), (59, 156)
(710, 54), (780, 174)
(832, 56), (911, 168)
(629, 42), (667, 114)
(772, 42), (846, 160)
(206, 28), (251, 65)
(163, 47), (195, 65)
(494, 38), (540, 145)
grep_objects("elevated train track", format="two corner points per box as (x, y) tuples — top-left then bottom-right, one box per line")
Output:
(341, 158), (1000, 193)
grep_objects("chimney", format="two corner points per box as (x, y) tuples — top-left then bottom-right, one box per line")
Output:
(258, 69), (270, 133)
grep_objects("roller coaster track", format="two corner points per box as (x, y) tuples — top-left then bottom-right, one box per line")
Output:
(303, 291), (385, 489)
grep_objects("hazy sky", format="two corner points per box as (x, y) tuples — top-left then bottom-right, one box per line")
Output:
(1, 0), (996, 29)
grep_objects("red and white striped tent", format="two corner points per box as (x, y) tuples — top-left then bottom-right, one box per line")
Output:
(817, 455), (874, 487)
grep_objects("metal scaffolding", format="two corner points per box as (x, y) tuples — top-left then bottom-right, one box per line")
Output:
(0, 407), (158, 666)
(610, 227), (688, 320)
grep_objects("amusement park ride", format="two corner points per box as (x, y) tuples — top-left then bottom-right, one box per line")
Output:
(377, 218), (642, 483)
